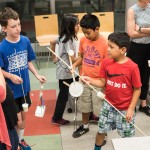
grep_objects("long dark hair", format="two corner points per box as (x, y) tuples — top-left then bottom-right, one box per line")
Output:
(59, 14), (78, 43)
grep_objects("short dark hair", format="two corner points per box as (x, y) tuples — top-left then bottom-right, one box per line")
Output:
(108, 32), (130, 51)
(0, 7), (19, 27)
(80, 14), (100, 30)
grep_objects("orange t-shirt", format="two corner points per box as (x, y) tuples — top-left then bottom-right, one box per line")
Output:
(79, 35), (108, 79)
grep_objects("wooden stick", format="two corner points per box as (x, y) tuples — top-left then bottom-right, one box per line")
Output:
(69, 55), (76, 83)
(63, 81), (70, 87)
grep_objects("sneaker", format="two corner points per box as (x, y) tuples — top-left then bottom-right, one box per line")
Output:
(51, 118), (70, 125)
(72, 125), (89, 138)
(89, 112), (99, 122)
(139, 105), (150, 116)
(19, 139), (31, 150)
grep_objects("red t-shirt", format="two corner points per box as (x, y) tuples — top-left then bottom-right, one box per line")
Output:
(79, 35), (108, 79)
(100, 58), (142, 110)
(0, 86), (11, 150)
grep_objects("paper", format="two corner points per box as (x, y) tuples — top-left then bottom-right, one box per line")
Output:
(35, 105), (46, 117)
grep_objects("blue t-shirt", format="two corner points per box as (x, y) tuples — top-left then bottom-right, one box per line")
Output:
(0, 35), (36, 99)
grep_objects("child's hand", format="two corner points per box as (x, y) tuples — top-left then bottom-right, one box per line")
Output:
(69, 64), (76, 74)
(36, 74), (46, 84)
(11, 74), (23, 84)
(52, 56), (58, 64)
(126, 108), (134, 122)
(80, 76), (91, 84)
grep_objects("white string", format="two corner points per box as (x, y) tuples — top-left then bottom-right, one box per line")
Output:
(37, 49), (51, 106)
(44, 50), (51, 75)
(47, 46), (147, 136)
(14, 48), (27, 104)
(14, 47), (51, 105)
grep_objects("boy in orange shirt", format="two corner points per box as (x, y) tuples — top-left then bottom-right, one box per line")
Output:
(72, 14), (107, 143)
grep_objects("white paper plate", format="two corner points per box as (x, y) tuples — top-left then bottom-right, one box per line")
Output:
(69, 81), (83, 97)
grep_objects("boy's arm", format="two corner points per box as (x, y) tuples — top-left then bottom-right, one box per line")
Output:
(72, 52), (83, 68)
(91, 78), (106, 88)
(126, 87), (141, 122)
(81, 76), (106, 88)
(28, 61), (46, 83)
(2, 70), (23, 84)
(0, 68), (6, 101)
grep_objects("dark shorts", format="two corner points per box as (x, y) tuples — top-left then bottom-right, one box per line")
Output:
(15, 92), (32, 113)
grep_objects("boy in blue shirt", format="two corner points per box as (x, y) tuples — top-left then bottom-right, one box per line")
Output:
(0, 7), (46, 150)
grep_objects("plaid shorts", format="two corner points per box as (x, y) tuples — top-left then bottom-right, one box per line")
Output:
(98, 101), (135, 137)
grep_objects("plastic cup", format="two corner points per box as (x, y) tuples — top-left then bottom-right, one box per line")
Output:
(22, 103), (29, 112)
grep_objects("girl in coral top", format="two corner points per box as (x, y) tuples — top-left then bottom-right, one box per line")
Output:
(0, 68), (11, 150)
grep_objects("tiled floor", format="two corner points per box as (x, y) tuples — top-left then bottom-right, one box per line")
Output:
(28, 60), (150, 150)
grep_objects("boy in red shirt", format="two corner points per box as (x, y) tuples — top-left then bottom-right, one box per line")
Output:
(82, 32), (141, 150)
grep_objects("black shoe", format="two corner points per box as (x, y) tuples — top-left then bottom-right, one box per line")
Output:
(72, 125), (89, 138)
(102, 134), (107, 146)
(139, 105), (150, 116)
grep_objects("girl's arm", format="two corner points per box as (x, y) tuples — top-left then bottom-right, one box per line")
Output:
(126, 87), (141, 122)
(50, 39), (58, 63)
(28, 61), (46, 83)
(0, 68), (6, 102)
(135, 25), (150, 35)
(127, 8), (148, 38)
